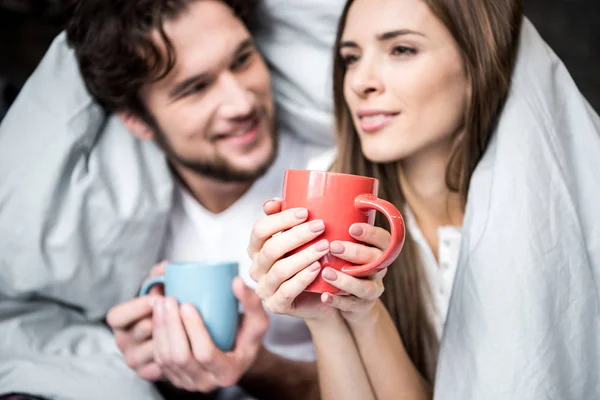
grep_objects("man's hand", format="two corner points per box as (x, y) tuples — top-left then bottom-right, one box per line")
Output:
(152, 276), (269, 392)
(106, 261), (167, 381)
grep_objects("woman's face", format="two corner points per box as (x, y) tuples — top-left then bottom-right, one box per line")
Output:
(340, 0), (470, 164)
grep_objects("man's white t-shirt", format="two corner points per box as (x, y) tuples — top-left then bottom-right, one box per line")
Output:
(161, 132), (331, 362)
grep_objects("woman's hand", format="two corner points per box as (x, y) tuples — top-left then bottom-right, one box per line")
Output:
(248, 199), (392, 324)
(320, 220), (390, 324)
(248, 200), (334, 320)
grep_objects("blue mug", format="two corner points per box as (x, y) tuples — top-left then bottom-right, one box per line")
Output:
(139, 261), (239, 351)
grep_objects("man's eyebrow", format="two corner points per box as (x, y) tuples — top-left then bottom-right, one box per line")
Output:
(234, 38), (254, 55)
(169, 72), (210, 99)
(339, 29), (425, 49)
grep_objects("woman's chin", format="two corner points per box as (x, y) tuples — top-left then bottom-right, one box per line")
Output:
(361, 146), (405, 165)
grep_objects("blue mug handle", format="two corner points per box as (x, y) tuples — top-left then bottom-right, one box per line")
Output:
(139, 276), (165, 296)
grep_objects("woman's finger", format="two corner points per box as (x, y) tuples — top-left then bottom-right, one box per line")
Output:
(247, 208), (309, 259)
(329, 240), (382, 265)
(321, 292), (373, 314)
(264, 262), (322, 314)
(263, 198), (282, 215)
(256, 238), (329, 299)
(320, 268), (385, 301)
(251, 219), (326, 283)
(349, 223), (391, 251)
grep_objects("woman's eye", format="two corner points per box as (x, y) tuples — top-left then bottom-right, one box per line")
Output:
(391, 46), (416, 56)
(341, 54), (360, 67)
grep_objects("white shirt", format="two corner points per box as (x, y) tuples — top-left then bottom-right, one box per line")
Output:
(404, 208), (462, 338)
(161, 132), (330, 362)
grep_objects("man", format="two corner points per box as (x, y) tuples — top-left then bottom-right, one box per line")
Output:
(0, 0), (342, 399)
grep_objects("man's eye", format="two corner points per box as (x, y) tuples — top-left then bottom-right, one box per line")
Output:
(185, 82), (208, 96)
(232, 52), (253, 70)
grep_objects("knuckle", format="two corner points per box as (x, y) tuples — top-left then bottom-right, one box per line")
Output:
(155, 354), (166, 367)
(106, 310), (118, 328)
(218, 372), (240, 388)
(265, 298), (284, 315)
(268, 263), (286, 285)
(160, 351), (174, 367)
(249, 263), (259, 282)
(279, 288), (293, 302)
(362, 284), (379, 300)
(124, 352), (138, 368)
(135, 320), (152, 340)
(114, 333), (127, 350)
(291, 224), (310, 241)
(251, 223), (267, 241)
(171, 353), (189, 367)
(198, 382), (218, 393)
(261, 242), (279, 265)
(193, 347), (216, 366)
(284, 209), (300, 225)
(255, 279), (269, 300)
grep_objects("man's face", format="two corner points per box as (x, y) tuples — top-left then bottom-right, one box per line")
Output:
(136, 0), (276, 182)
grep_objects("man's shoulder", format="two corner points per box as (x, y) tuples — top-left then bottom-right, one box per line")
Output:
(276, 131), (336, 171)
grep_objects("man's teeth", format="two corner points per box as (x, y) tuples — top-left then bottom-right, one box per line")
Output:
(361, 114), (390, 123)
(229, 124), (253, 137)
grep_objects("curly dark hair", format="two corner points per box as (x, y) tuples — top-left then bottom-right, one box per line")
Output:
(66, 0), (259, 114)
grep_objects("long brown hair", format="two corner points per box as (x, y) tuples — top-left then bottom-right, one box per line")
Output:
(332, 0), (523, 381)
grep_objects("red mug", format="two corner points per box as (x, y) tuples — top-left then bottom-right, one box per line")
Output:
(281, 169), (405, 294)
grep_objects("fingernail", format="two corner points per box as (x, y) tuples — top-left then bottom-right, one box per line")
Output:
(309, 220), (325, 232)
(315, 239), (329, 252)
(350, 224), (364, 236)
(295, 208), (308, 219)
(323, 293), (334, 304)
(329, 242), (345, 254)
(263, 199), (274, 208)
(164, 299), (173, 311)
(308, 261), (321, 272)
(322, 268), (338, 281)
(148, 296), (157, 308)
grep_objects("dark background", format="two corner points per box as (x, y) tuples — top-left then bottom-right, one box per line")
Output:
(1, 0), (599, 119)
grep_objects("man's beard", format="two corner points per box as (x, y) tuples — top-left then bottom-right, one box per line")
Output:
(150, 115), (278, 183)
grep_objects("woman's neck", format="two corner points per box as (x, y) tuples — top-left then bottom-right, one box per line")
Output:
(398, 139), (464, 257)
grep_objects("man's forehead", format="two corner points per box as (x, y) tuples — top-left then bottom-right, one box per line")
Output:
(147, 1), (250, 91)
(163, 1), (245, 42)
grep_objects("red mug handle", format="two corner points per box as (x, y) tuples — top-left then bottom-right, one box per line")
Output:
(341, 194), (405, 277)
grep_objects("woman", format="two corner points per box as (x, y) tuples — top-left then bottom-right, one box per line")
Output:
(248, 0), (600, 398)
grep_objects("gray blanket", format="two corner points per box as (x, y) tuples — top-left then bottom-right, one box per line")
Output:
(436, 19), (600, 400)
(0, 1), (344, 398)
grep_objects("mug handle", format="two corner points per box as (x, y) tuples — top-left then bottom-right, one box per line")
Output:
(138, 275), (166, 296)
(341, 194), (406, 277)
